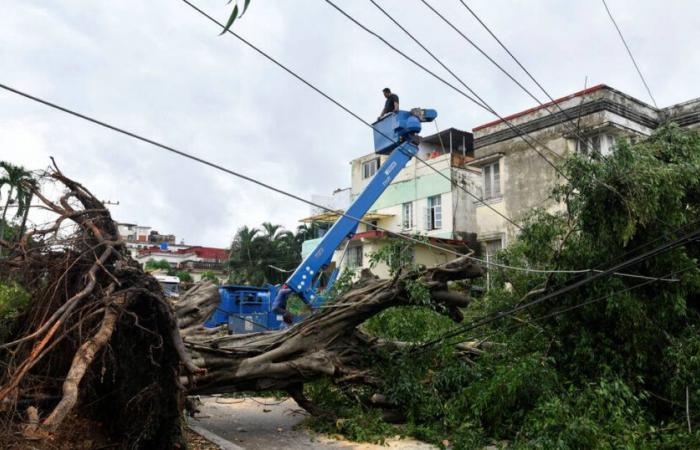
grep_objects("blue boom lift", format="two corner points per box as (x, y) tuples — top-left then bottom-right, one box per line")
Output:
(205, 108), (437, 333)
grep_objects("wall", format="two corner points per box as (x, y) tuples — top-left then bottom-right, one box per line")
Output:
(471, 85), (667, 245)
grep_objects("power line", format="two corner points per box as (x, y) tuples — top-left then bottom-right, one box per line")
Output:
(453, 0), (599, 149)
(0, 82), (669, 283)
(180, 0), (676, 282)
(420, 0), (545, 105)
(372, 0), (627, 205)
(0, 6), (671, 281)
(601, 0), (658, 108)
(323, 0), (570, 183)
(417, 226), (700, 349)
(180, 0), (523, 231)
(0, 82), (476, 264)
(439, 262), (698, 354)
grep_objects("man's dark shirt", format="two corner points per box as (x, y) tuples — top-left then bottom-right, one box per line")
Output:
(382, 93), (399, 115)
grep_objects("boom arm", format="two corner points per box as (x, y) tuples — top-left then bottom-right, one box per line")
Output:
(287, 109), (437, 304)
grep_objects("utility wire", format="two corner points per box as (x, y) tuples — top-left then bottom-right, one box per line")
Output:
(0, 5), (671, 280)
(440, 262), (698, 351)
(420, 0), (545, 106)
(417, 226), (700, 349)
(0, 82), (475, 264)
(182, 0), (676, 282)
(325, 0), (570, 183)
(601, 0), (658, 108)
(454, 0), (599, 149)
(182, 0), (522, 232)
(369, 0), (627, 204)
(0, 82), (669, 283)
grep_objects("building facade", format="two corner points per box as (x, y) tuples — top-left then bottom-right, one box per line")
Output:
(470, 84), (700, 255)
(301, 128), (480, 278)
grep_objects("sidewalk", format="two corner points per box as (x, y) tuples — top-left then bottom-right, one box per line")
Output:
(189, 395), (437, 450)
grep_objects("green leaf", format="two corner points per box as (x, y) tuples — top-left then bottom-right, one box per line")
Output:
(240, 0), (252, 17)
(220, 3), (239, 35)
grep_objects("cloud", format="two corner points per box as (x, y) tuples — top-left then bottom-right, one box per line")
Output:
(0, 0), (697, 248)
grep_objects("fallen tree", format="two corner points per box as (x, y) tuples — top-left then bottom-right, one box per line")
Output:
(0, 164), (482, 448)
(177, 261), (480, 411)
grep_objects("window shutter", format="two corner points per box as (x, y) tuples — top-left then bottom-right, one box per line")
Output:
(492, 162), (500, 196)
(483, 165), (492, 199)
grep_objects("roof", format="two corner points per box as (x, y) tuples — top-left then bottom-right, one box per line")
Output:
(299, 212), (394, 224)
(137, 245), (229, 260)
(422, 128), (474, 153)
(472, 84), (607, 132)
(351, 230), (472, 247)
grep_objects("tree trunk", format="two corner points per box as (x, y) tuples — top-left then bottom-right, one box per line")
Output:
(0, 186), (13, 244)
(17, 191), (32, 242)
(0, 165), (483, 447)
(177, 259), (482, 399)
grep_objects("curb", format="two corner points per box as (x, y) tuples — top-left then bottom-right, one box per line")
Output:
(187, 419), (245, 450)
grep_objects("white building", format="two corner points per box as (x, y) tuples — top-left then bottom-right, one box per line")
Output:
(301, 128), (480, 279)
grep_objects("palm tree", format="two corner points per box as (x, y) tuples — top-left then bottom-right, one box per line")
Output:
(0, 162), (34, 245)
(231, 225), (259, 265)
(260, 222), (282, 241)
(228, 226), (261, 283)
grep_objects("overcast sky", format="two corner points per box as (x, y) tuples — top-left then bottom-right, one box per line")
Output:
(1, 0), (697, 247)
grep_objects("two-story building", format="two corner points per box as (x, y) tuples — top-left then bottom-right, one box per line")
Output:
(301, 86), (700, 279)
(470, 84), (700, 256)
(301, 127), (481, 278)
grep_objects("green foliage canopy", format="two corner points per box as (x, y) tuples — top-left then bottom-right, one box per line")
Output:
(307, 125), (700, 448)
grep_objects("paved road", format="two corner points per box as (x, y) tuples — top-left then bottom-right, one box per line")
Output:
(190, 395), (437, 450)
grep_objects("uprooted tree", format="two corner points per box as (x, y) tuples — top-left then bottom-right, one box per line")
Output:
(0, 163), (481, 448)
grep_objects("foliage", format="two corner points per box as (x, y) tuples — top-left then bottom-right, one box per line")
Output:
(306, 126), (700, 448)
(0, 281), (30, 342)
(228, 222), (304, 285)
(175, 271), (193, 283)
(222, 0), (252, 34)
(368, 236), (420, 277)
(144, 259), (173, 273)
(199, 270), (220, 284)
(0, 161), (34, 247)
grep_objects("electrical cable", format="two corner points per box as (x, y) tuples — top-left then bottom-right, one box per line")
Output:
(324, 0), (570, 183)
(181, 0), (522, 233)
(1, 81), (672, 283)
(438, 262), (698, 351)
(0, 82), (479, 265)
(365, 0), (631, 205)
(416, 226), (700, 350)
(2, 1), (679, 282)
(601, 0), (658, 108)
(453, 0), (600, 150)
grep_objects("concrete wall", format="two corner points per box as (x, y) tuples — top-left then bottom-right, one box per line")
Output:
(471, 85), (672, 245)
(336, 237), (456, 280)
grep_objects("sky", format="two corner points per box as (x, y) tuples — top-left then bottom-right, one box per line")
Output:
(1, 0), (698, 248)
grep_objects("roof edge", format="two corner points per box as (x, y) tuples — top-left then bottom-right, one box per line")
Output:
(473, 84), (608, 132)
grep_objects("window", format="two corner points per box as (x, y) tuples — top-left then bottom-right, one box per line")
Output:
(427, 195), (442, 230)
(402, 202), (414, 230)
(367, 220), (378, 232)
(484, 238), (502, 258)
(362, 158), (380, 179)
(389, 245), (415, 269)
(483, 162), (501, 199)
(347, 245), (363, 268)
(578, 133), (616, 156)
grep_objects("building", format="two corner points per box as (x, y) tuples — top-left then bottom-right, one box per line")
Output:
(118, 221), (229, 282)
(301, 127), (480, 278)
(470, 84), (700, 255)
(117, 222), (186, 258)
(134, 245), (229, 281)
